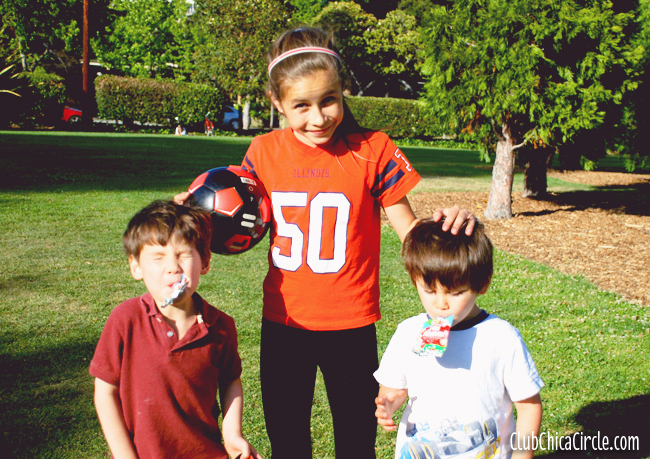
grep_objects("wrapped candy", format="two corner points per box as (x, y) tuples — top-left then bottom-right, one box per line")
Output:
(161, 274), (189, 308)
(412, 315), (453, 357)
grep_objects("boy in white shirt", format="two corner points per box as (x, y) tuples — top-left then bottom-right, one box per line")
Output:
(374, 219), (543, 459)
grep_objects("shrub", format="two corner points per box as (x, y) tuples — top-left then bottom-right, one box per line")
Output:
(95, 75), (227, 128)
(345, 96), (443, 139)
(2, 67), (67, 128)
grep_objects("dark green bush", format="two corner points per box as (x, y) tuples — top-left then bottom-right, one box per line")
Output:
(95, 75), (227, 128)
(345, 96), (443, 139)
(2, 67), (67, 128)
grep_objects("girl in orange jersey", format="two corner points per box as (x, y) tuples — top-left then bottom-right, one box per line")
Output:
(178, 27), (476, 459)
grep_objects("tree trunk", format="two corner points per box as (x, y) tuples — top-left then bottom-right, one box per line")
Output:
(484, 123), (517, 220)
(522, 146), (555, 198)
(242, 99), (251, 130)
(270, 104), (275, 129)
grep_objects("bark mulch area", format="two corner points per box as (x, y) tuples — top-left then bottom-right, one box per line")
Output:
(391, 170), (650, 307)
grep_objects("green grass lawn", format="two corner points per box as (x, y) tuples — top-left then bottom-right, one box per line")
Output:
(1, 131), (648, 458)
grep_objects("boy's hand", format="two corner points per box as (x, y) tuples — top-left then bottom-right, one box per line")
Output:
(433, 206), (477, 235)
(225, 436), (262, 459)
(173, 191), (191, 205)
(375, 388), (408, 431)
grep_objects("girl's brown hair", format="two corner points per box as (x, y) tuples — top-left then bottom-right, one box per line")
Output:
(402, 218), (493, 293)
(123, 200), (212, 265)
(267, 27), (347, 99)
(267, 27), (364, 138)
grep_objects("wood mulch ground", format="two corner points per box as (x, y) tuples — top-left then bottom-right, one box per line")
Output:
(392, 170), (650, 307)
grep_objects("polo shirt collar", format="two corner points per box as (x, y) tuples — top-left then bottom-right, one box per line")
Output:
(141, 292), (222, 328)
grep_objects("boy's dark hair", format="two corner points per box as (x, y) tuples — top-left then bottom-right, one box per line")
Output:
(402, 218), (493, 292)
(123, 200), (212, 265)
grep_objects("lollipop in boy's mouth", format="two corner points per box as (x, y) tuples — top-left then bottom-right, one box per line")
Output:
(161, 274), (189, 308)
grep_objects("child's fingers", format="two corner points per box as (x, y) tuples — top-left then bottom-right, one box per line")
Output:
(464, 214), (479, 235)
(433, 206), (476, 235)
(384, 391), (398, 402)
(377, 417), (398, 431)
(173, 191), (191, 205)
(384, 388), (407, 403)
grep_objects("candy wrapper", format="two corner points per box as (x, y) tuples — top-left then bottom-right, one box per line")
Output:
(161, 274), (189, 308)
(412, 315), (453, 357)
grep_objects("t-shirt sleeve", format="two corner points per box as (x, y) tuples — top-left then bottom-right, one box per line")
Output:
(89, 310), (124, 387)
(369, 135), (421, 208)
(241, 138), (260, 179)
(374, 322), (410, 390)
(502, 327), (544, 402)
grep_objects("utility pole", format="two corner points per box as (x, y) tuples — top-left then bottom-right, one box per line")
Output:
(83, 0), (89, 94)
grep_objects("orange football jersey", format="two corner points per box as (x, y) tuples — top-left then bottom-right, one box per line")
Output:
(242, 128), (420, 330)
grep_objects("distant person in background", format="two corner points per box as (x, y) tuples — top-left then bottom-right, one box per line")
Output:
(205, 114), (215, 136)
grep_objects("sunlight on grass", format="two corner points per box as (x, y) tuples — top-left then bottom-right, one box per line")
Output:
(413, 172), (598, 194)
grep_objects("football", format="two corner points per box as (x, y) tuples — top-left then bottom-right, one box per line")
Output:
(188, 166), (271, 255)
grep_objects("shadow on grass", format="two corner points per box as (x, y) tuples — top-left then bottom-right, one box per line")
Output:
(0, 335), (100, 458)
(537, 393), (650, 458)
(519, 181), (650, 218)
(0, 132), (251, 193)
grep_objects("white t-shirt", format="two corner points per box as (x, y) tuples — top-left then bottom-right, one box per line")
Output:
(374, 312), (544, 459)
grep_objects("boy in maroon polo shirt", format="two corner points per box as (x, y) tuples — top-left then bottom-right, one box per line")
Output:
(90, 200), (261, 459)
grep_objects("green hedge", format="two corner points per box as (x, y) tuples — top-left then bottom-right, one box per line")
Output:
(345, 96), (443, 139)
(95, 75), (227, 128)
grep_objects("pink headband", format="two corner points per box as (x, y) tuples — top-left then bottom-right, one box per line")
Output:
(268, 47), (341, 75)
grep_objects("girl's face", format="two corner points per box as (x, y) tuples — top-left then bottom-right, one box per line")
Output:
(271, 69), (344, 147)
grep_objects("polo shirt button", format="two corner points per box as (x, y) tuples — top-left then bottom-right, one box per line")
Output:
(167, 331), (174, 338)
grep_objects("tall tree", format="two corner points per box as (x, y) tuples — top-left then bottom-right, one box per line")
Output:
(398, 0), (439, 26)
(314, 2), (422, 97)
(289, 0), (329, 23)
(314, 2), (378, 95)
(0, 0), (114, 73)
(365, 9), (422, 97)
(92, 0), (194, 80)
(612, 0), (650, 171)
(421, 0), (642, 219)
(192, 0), (290, 126)
(354, 0), (400, 19)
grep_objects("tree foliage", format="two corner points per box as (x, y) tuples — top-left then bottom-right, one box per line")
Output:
(398, 0), (440, 26)
(191, 0), (290, 100)
(612, 0), (650, 171)
(288, 0), (329, 23)
(92, 0), (194, 80)
(314, 2), (422, 97)
(0, 0), (114, 72)
(365, 9), (422, 96)
(314, 2), (378, 94)
(420, 0), (643, 219)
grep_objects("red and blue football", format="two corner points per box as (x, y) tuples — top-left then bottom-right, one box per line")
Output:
(188, 166), (271, 255)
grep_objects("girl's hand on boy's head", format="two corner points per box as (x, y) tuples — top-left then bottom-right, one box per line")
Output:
(375, 388), (408, 431)
(433, 206), (477, 236)
(173, 191), (191, 205)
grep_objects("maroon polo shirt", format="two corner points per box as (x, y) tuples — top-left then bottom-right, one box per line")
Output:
(90, 292), (241, 459)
